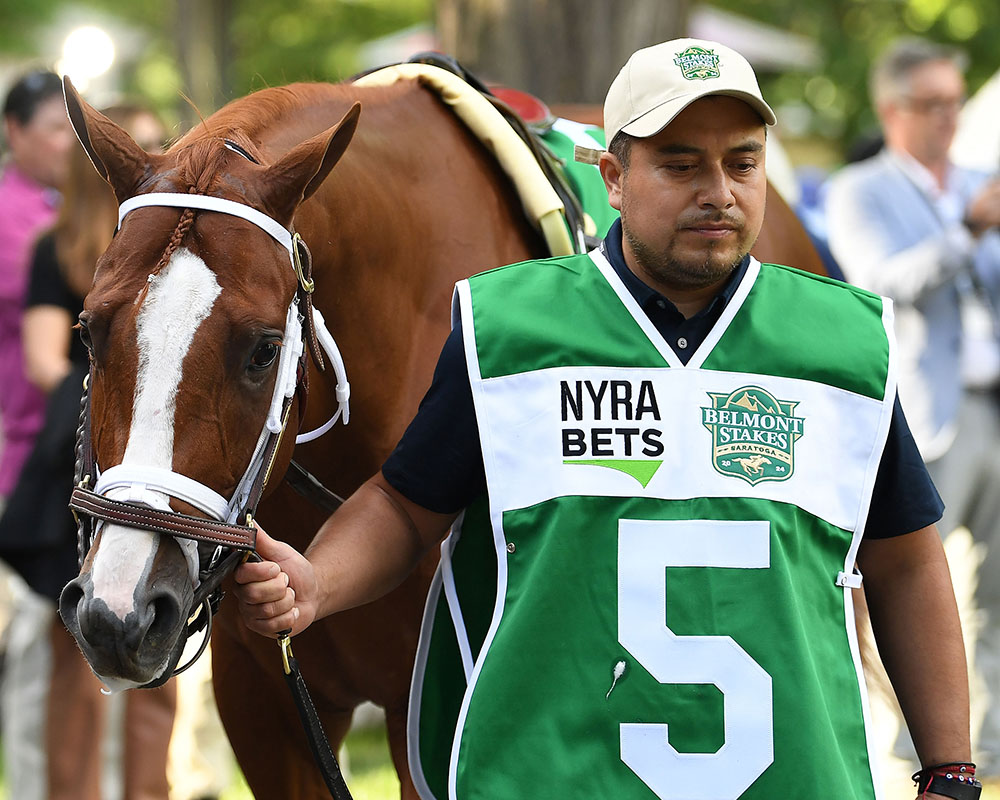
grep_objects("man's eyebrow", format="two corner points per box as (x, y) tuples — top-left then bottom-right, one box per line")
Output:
(654, 140), (765, 156)
(655, 144), (702, 156)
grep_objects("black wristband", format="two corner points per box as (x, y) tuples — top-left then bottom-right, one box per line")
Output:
(912, 763), (982, 799)
(922, 773), (982, 799)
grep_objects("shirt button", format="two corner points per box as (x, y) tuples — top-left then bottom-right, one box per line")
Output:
(656, 300), (666, 309)
(677, 337), (689, 349)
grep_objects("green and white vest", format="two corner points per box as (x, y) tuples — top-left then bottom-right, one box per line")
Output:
(408, 251), (896, 800)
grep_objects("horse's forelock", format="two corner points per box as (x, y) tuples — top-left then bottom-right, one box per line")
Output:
(130, 137), (245, 303)
(174, 138), (232, 195)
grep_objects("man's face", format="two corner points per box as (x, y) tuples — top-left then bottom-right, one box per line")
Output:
(4, 94), (75, 189)
(883, 59), (964, 165)
(600, 96), (767, 294)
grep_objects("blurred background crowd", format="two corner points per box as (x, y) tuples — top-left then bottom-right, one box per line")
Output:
(0, 1), (998, 799)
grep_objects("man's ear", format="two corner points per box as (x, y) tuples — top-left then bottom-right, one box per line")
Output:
(599, 151), (624, 212)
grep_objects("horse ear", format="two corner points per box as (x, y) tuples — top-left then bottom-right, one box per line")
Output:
(263, 102), (361, 224)
(63, 76), (154, 202)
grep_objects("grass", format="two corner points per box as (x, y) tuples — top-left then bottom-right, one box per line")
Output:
(220, 721), (398, 800)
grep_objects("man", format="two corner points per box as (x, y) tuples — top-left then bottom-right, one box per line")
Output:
(0, 69), (74, 800)
(236, 39), (973, 799)
(826, 38), (1000, 776)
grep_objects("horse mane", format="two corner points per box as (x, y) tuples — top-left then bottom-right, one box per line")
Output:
(139, 88), (313, 296)
(138, 82), (373, 308)
(173, 83), (353, 159)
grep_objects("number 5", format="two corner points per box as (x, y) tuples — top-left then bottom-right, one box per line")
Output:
(618, 519), (773, 799)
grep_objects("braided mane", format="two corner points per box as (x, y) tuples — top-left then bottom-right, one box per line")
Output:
(138, 82), (355, 304)
(140, 134), (255, 300)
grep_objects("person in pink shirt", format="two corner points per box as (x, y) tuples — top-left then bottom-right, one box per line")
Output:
(0, 70), (73, 502)
(0, 69), (73, 800)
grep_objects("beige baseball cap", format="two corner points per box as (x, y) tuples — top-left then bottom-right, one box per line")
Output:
(604, 38), (776, 144)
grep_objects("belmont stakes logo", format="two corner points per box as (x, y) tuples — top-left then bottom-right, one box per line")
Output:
(673, 46), (721, 81)
(701, 386), (804, 485)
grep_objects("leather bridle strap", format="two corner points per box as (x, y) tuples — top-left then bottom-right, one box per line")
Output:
(96, 464), (231, 520)
(69, 488), (255, 550)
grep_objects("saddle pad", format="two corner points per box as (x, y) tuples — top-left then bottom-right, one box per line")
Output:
(355, 63), (575, 257)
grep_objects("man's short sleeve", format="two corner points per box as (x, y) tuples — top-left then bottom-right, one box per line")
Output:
(864, 395), (944, 538)
(381, 319), (485, 513)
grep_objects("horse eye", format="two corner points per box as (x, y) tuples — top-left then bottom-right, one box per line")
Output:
(249, 340), (280, 371)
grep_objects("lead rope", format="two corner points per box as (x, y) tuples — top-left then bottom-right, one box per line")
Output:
(278, 631), (354, 800)
(241, 549), (354, 800)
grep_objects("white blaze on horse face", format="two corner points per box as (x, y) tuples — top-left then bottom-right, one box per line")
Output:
(91, 248), (222, 619)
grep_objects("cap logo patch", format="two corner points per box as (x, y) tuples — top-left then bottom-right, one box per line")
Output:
(673, 46), (721, 81)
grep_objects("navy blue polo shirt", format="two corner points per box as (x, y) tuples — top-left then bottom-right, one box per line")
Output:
(383, 221), (943, 538)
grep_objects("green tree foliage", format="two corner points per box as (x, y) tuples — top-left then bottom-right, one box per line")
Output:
(708, 0), (1000, 151)
(227, 0), (431, 89)
(6, 0), (998, 151)
(3, 0), (431, 122)
(0, 0), (61, 55)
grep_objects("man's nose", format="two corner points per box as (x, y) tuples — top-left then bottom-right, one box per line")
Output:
(697, 164), (736, 209)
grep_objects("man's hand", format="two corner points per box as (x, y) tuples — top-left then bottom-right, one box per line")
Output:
(233, 525), (319, 637)
(964, 177), (1000, 236)
(231, 471), (458, 639)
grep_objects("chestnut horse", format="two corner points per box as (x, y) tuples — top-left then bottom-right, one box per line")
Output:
(58, 73), (825, 799)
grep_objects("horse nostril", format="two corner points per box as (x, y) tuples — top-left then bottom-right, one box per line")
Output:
(142, 593), (183, 651)
(58, 578), (86, 631)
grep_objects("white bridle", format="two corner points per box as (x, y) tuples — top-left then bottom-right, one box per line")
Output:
(92, 193), (351, 547)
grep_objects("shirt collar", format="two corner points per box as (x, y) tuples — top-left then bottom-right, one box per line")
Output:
(885, 147), (964, 223)
(886, 147), (958, 196)
(600, 218), (750, 320)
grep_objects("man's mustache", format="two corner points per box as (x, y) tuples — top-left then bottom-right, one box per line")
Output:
(676, 212), (744, 229)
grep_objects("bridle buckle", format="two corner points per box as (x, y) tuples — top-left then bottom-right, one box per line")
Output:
(292, 233), (314, 294)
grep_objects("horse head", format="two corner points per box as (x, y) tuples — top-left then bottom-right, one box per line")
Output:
(58, 79), (359, 689)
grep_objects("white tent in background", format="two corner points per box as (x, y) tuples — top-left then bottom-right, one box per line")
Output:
(952, 68), (1000, 172)
(688, 5), (821, 72)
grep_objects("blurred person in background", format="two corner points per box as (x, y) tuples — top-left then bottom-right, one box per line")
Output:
(0, 71), (72, 507)
(1, 99), (231, 800)
(0, 68), (74, 800)
(2, 104), (176, 800)
(826, 37), (1000, 776)
(0, 102), (175, 800)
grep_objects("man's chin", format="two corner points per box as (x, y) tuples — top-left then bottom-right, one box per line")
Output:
(675, 248), (747, 284)
(628, 235), (748, 290)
